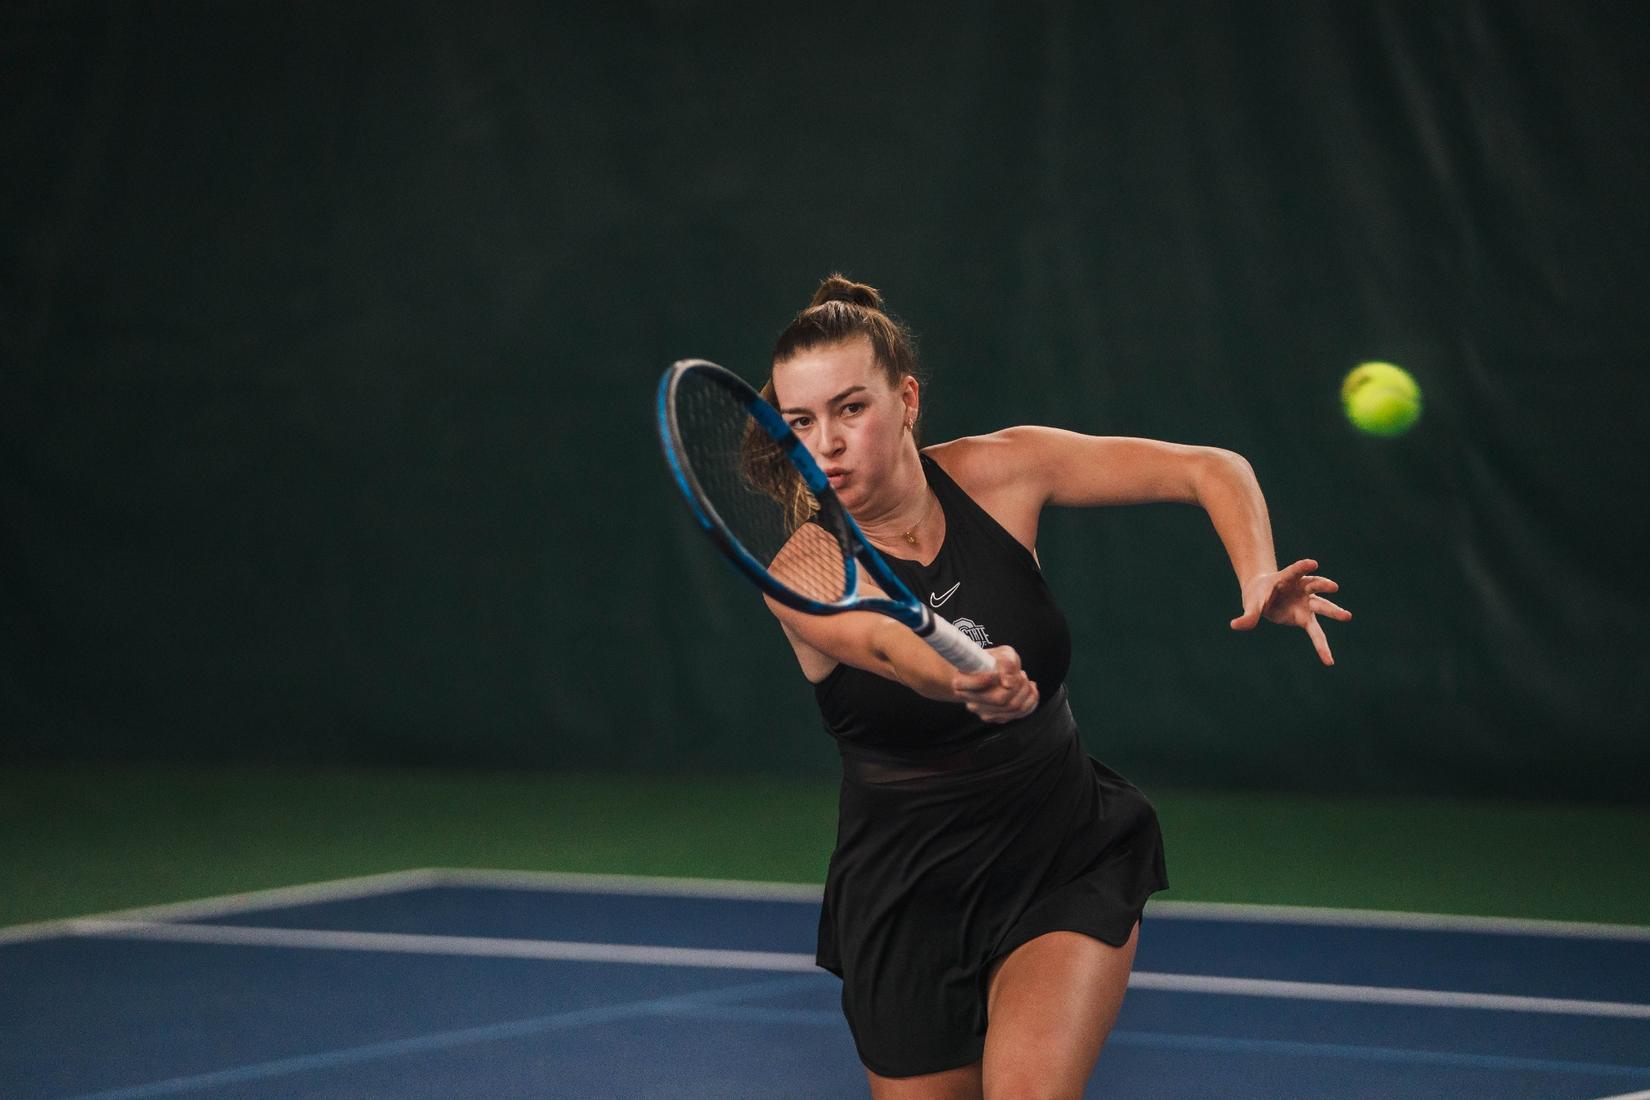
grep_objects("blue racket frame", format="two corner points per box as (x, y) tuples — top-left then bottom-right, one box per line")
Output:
(655, 358), (931, 631)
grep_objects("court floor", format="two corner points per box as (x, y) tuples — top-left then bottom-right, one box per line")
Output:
(3, 869), (1648, 1099)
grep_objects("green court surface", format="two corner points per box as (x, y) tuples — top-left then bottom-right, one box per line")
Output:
(2, 764), (1646, 930)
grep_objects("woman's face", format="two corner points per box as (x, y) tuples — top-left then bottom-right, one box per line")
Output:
(771, 337), (918, 513)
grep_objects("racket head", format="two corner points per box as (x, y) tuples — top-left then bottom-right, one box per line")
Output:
(659, 359), (926, 618)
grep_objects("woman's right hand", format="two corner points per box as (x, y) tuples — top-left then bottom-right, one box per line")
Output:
(952, 645), (1039, 723)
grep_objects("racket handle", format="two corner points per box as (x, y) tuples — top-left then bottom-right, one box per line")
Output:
(920, 613), (997, 673)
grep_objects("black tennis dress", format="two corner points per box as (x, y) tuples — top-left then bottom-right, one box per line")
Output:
(813, 453), (1168, 1078)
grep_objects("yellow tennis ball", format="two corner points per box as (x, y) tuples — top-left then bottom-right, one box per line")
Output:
(1342, 361), (1421, 437)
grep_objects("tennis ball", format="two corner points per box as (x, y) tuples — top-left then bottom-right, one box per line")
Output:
(1341, 361), (1421, 437)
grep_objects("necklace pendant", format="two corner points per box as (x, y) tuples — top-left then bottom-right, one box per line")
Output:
(902, 531), (918, 546)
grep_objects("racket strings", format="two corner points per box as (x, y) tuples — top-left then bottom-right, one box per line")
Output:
(673, 372), (850, 603)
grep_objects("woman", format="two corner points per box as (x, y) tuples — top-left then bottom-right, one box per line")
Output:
(760, 275), (1349, 1099)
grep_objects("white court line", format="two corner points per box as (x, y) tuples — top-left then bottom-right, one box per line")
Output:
(1144, 899), (1650, 942)
(1125, 971), (1650, 1020)
(1588, 1091), (1650, 1100)
(0, 869), (445, 946)
(66, 919), (821, 972)
(434, 867), (825, 903)
(65, 918), (1650, 1020)
(0, 870), (824, 946)
(7, 867), (1648, 945)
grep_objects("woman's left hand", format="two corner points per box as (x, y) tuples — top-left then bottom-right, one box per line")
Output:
(1229, 558), (1351, 666)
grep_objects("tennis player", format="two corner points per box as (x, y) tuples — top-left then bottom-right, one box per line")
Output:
(760, 275), (1349, 1099)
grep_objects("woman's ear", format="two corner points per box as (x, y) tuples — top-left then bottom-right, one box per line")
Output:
(901, 374), (921, 426)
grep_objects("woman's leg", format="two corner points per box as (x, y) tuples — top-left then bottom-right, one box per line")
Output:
(979, 923), (1140, 1100)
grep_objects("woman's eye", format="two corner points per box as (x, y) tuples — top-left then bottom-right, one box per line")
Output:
(789, 417), (811, 430)
(842, 403), (864, 415)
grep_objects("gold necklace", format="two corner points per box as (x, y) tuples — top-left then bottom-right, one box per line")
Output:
(901, 489), (934, 546)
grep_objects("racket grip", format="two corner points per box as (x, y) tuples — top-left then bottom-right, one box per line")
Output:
(921, 613), (997, 673)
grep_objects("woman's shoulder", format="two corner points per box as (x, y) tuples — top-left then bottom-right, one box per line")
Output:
(923, 429), (1049, 554)
(923, 427), (1049, 499)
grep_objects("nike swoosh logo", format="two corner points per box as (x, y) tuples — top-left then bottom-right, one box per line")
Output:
(929, 582), (960, 608)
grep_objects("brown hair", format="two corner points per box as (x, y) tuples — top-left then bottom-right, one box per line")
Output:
(766, 273), (922, 398)
(746, 274), (925, 530)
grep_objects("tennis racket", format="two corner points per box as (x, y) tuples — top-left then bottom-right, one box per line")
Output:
(656, 358), (995, 674)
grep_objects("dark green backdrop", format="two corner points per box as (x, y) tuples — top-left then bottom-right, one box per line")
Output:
(4, 2), (1647, 799)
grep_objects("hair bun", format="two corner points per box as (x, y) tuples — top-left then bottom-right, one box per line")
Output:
(808, 273), (884, 312)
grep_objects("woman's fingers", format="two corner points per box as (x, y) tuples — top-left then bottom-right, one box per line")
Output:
(1227, 561), (1346, 664)
(973, 693), (1036, 722)
(1309, 594), (1352, 621)
(955, 646), (1016, 693)
(1285, 558), (1319, 577)
(957, 648), (1025, 695)
(962, 663), (1038, 722)
(1306, 615), (1334, 666)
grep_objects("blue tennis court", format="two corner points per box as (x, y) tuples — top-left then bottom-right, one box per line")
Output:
(4, 870), (1647, 1099)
